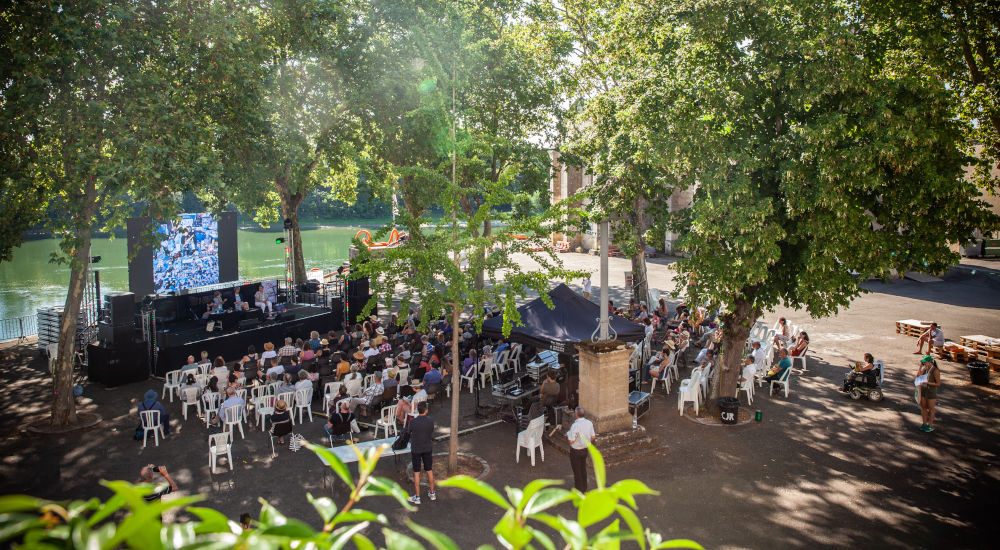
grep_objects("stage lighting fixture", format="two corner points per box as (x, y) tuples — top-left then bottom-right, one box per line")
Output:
(275, 237), (286, 244)
(283, 218), (293, 229)
(90, 256), (102, 263)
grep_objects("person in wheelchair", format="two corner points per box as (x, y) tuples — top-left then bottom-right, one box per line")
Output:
(846, 353), (880, 386)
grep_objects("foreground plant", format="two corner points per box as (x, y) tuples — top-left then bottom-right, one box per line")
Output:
(0, 443), (699, 549)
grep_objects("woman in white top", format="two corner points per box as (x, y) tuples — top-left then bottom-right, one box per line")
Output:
(254, 285), (273, 313)
(260, 341), (277, 363)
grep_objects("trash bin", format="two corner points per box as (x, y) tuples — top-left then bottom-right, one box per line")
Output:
(968, 360), (990, 386)
(717, 397), (739, 425)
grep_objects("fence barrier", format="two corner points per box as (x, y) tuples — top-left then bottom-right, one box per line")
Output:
(0, 314), (38, 343)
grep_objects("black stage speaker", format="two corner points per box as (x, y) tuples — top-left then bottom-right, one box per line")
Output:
(98, 322), (135, 346)
(274, 312), (296, 322)
(104, 292), (135, 326)
(348, 277), (369, 298)
(347, 296), (375, 324)
(156, 330), (171, 349)
(238, 318), (261, 330)
(87, 342), (149, 387)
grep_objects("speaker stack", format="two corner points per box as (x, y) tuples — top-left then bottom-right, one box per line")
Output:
(347, 276), (372, 324)
(98, 292), (136, 345)
(90, 292), (147, 386)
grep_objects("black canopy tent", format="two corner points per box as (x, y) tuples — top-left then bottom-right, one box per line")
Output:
(481, 283), (645, 353)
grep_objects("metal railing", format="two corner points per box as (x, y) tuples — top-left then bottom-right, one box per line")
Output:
(0, 314), (38, 343)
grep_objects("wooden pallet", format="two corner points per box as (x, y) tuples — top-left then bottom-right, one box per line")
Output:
(896, 320), (936, 338)
(935, 344), (979, 363)
(958, 335), (999, 351)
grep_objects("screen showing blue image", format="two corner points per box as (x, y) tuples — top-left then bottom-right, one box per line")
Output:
(153, 213), (220, 293)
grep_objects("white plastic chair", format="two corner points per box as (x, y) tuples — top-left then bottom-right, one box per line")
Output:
(874, 360), (885, 385)
(254, 394), (276, 430)
(201, 391), (221, 428)
(740, 371), (755, 406)
(139, 410), (165, 448)
(770, 367), (792, 397)
(194, 373), (209, 387)
(460, 360), (479, 393)
(363, 373), (376, 389)
(344, 375), (362, 397)
(396, 367), (410, 386)
(221, 403), (246, 439)
(197, 363), (211, 376)
(294, 388), (313, 423)
(180, 386), (201, 420)
(161, 370), (183, 403)
(275, 391), (295, 424)
(209, 432), (233, 473)
(322, 381), (342, 413)
(375, 404), (398, 439)
(478, 357), (495, 388)
(699, 364), (714, 401)
(515, 416), (545, 466)
(677, 368), (702, 415)
(790, 344), (809, 372)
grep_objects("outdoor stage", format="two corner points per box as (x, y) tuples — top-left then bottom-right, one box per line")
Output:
(150, 304), (340, 376)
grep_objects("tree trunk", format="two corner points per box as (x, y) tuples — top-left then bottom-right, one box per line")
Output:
(51, 227), (91, 427)
(630, 232), (649, 306)
(448, 303), (461, 474)
(275, 175), (307, 284)
(714, 295), (758, 402)
(475, 219), (491, 292)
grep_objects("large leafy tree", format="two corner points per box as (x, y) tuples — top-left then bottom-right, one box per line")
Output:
(0, 0), (255, 426)
(578, 0), (999, 400)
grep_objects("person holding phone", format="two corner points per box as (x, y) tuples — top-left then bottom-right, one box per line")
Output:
(136, 464), (178, 502)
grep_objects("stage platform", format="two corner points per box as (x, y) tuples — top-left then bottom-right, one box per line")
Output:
(151, 304), (340, 376)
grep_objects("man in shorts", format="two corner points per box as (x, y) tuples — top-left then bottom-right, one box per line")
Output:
(407, 401), (435, 505)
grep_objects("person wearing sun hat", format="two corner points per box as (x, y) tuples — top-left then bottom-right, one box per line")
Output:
(916, 354), (941, 432)
(269, 399), (293, 444)
(138, 389), (170, 436)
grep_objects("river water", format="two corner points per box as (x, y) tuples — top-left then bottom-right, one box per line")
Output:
(0, 227), (363, 320)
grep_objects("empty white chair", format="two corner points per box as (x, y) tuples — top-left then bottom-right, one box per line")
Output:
(375, 404), (398, 439)
(322, 381), (342, 413)
(478, 357), (495, 388)
(515, 416), (545, 466)
(194, 373), (210, 387)
(201, 391), (221, 428)
(197, 363), (211, 376)
(677, 368), (702, 415)
(294, 388), (313, 423)
(139, 410), (165, 448)
(221, 403), (246, 439)
(208, 432), (233, 473)
(180, 386), (202, 420)
(699, 364), (714, 401)
(254, 394), (276, 430)
(161, 370), (183, 403)
(396, 367), (410, 386)
(770, 367), (792, 397)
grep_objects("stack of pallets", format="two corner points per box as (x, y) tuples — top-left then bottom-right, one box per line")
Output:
(896, 319), (936, 338)
(960, 335), (1000, 371)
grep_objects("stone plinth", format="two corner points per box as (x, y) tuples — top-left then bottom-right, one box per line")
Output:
(577, 341), (632, 433)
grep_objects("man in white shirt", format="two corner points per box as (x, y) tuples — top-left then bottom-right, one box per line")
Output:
(916, 322), (944, 355)
(739, 356), (757, 390)
(751, 341), (765, 367)
(566, 406), (596, 492)
(362, 341), (379, 363)
(265, 358), (284, 379)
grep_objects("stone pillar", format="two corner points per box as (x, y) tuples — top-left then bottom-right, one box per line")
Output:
(577, 341), (632, 433)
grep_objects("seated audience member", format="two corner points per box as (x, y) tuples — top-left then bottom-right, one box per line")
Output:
(179, 374), (201, 400)
(751, 340), (766, 366)
(334, 353), (351, 380)
(382, 368), (399, 390)
(277, 373), (297, 396)
(423, 363), (443, 385)
(773, 317), (791, 347)
(260, 342), (277, 364)
(462, 349), (479, 376)
(204, 376), (220, 395)
(790, 332), (809, 357)
(643, 318), (654, 339)
(655, 298), (669, 321)
(270, 400), (292, 444)
(764, 349), (792, 394)
(212, 356), (228, 378)
(138, 389), (170, 436)
(332, 385), (351, 409)
(278, 337), (298, 358)
(847, 353), (878, 385)
(219, 387), (245, 423)
(325, 400), (358, 443)
(265, 357), (284, 379)
(308, 331), (322, 351)
(294, 370), (312, 393)
(198, 351), (211, 365)
(284, 355), (301, 377)
(245, 345), (259, 364)
(181, 355), (199, 372)
(648, 340), (676, 382)
(739, 356), (757, 389)
(301, 342), (315, 361)
(635, 303), (650, 322)
(349, 374), (384, 414)
(362, 341), (379, 363)
(226, 373), (242, 392)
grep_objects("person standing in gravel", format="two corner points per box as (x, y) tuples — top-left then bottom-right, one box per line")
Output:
(567, 406), (596, 493)
(408, 401), (436, 505)
(917, 355), (941, 432)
